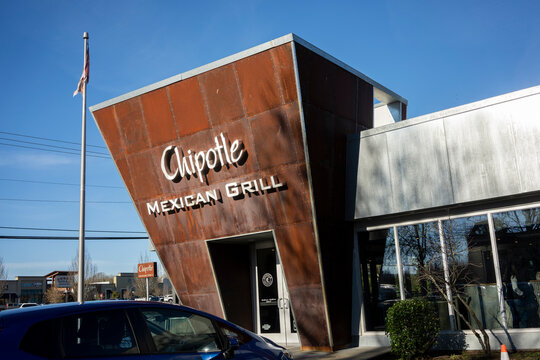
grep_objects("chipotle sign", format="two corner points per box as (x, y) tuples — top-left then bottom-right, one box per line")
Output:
(138, 262), (157, 278)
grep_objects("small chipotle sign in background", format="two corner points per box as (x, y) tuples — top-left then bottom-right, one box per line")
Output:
(138, 262), (157, 278)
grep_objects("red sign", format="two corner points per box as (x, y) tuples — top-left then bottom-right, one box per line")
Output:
(138, 262), (157, 278)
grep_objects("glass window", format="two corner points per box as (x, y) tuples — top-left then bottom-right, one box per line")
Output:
(141, 308), (221, 353)
(20, 318), (62, 358)
(442, 215), (503, 330)
(215, 321), (252, 345)
(493, 208), (540, 329)
(62, 310), (138, 357)
(398, 222), (453, 330)
(359, 228), (401, 331)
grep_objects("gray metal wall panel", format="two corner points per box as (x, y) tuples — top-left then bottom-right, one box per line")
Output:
(353, 89), (540, 220)
(444, 106), (520, 203)
(508, 96), (540, 192)
(386, 120), (454, 213)
(355, 134), (393, 217)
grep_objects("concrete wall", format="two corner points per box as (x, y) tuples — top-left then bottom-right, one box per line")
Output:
(352, 86), (540, 220)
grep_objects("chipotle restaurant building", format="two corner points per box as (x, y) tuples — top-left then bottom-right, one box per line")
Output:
(91, 34), (540, 351)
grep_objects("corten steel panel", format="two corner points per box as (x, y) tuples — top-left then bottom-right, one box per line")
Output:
(168, 77), (210, 136)
(140, 88), (178, 146)
(114, 97), (150, 155)
(270, 46), (298, 105)
(92, 107), (125, 158)
(236, 51), (282, 117)
(156, 244), (188, 294)
(92, 43), (336, 350)
(198, 64), (245, 125)
(249, 107), (300, 169)
(295, 44), (374, 349)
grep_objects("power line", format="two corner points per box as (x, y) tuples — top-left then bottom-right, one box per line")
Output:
(0, 226), (146, 234)
(0, 235), (149, 240)
(0, 130), (107, 149)
(0, 142), (110, 159)
(0, 198), (131, 204)
(0, 137), (110, 156)
(0, 178), (124, 189)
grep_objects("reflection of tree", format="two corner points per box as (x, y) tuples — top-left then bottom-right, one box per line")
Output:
(399, 223), (440, 296)
(498, 208), (540, 233)
(415, 217), (492, 356)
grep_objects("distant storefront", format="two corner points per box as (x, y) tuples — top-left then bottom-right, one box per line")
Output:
(91, 34), (540, 351)
(4, 276), (47, 304)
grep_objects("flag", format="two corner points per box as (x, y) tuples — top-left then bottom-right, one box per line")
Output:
(73, 40), (89, 97)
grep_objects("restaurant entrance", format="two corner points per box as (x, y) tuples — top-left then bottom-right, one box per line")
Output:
(208, 233), (298, 346)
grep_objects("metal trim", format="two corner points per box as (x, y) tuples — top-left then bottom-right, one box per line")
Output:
(365, 200), (540, 231)
(90, 33), (406, 112)
(291, 35), (407, 105)
(362, 84), (540, 138)
(290, 40), (334, 348)
(487, 213), (508, 330)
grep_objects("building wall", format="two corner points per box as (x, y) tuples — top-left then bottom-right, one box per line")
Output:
(352, 86), (540, 220)
(91, 35), (394, 350)
(295, 44), (373, 348)
(92, 42), (335, 349)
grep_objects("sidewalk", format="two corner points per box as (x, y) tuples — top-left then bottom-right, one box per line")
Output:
(288, 346), (390, 360)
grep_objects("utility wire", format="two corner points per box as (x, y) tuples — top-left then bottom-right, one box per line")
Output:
(0, 226), (146, 234)
(0, 130), (107, 149)
(0, 142), (110, 159)
(0, 137), (110, 156)
(0, 178), (124, 189)
(0, 198), (131, 204)
(0, 235), (148, 240)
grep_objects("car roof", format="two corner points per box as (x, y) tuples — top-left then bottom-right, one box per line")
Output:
(0, 301), (211, 327)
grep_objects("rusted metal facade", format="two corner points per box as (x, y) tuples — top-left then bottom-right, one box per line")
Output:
(90, 35), (402, 350)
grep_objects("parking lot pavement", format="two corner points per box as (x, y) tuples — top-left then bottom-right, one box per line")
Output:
(288, 346), (390, 360)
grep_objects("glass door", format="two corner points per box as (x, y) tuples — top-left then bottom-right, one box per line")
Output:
(254, 245), (298, 346)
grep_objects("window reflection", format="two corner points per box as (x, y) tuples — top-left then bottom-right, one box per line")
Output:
(493, 208), (540, 329)
(360, 207), (540, 332)
(441, 215), (504, 330)
(359, 228), (401, 331)
(398, 222), (452, 330)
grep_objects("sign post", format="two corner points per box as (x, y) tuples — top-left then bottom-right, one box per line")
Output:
(138, 262), (157, 301)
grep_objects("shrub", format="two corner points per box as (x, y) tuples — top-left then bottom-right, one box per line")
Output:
(385, 298), (440, 359)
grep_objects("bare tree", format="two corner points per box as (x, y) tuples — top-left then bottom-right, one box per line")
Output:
(415, 220), (492, 356)
(0, 257), (7, 305)
(70, 251), (98, 301)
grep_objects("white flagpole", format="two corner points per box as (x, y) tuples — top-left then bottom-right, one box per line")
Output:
(77, 32), (89, 304)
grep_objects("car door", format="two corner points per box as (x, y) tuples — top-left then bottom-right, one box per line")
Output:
(61, 309), (143, 360)
(135, 307), (225, 360)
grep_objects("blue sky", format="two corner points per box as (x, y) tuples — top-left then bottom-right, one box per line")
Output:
(1, 1), (540, 279)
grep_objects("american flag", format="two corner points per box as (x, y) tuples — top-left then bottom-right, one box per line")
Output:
(73, 40), (89, 97)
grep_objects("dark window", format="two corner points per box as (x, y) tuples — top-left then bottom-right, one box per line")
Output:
(19, 318), (62, 358)
(215, 321), (252, 345)
(62, 310), (139, 357)
(141, 308), (221, 353)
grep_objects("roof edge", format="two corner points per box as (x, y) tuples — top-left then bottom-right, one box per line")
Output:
(361, 83), (540, 138)
(90, 33), (406, 112)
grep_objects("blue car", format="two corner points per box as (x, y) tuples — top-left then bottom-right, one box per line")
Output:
(0, 300), (293, 360)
